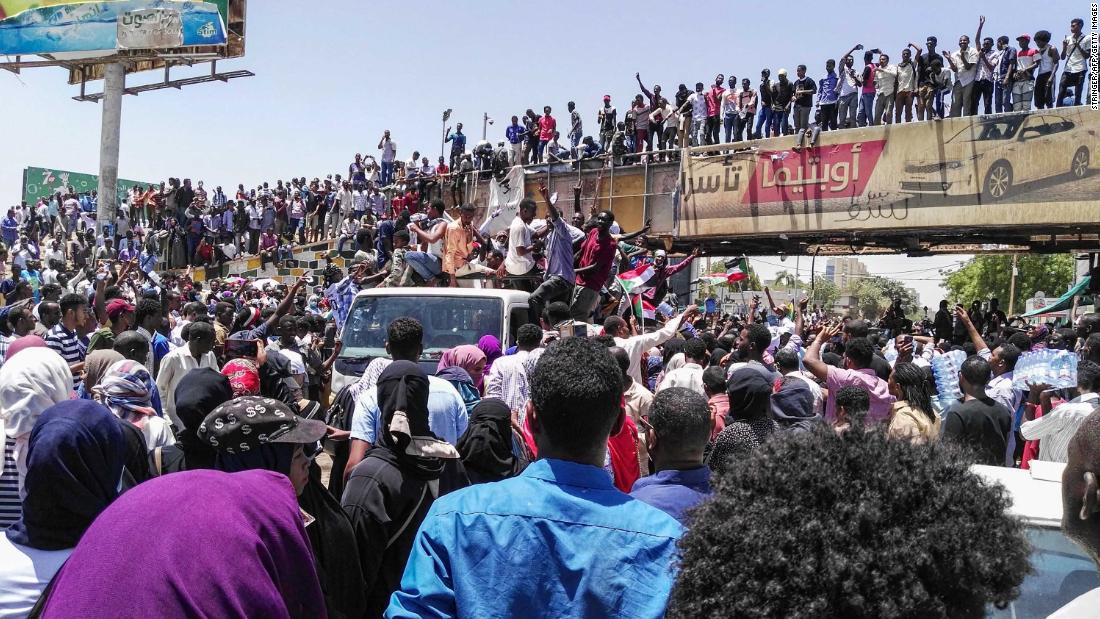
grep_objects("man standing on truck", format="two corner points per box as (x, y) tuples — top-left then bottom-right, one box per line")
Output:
(529, 183), (585, 325)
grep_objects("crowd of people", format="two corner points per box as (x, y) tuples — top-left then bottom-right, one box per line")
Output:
(0, 12), (1096, 618)
(0, 213), (1099, 616)
(5, 16), (1089, 283)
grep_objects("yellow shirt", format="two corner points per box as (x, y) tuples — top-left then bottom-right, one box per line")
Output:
(887, 400), (941, 444)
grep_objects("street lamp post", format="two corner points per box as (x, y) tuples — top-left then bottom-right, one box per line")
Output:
(482, 112), (494, 141)
(441, 108), (452, 163)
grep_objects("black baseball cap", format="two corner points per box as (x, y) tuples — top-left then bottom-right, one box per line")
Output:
(198, 396), (327, 454)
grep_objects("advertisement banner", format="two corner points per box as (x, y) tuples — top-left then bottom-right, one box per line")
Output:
(0, 0), (225, 56)
(678, 108), (1099, 238)
(22, 166), (154, 208)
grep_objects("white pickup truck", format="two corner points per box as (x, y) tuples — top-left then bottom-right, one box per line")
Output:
(331, 287), (531, 394)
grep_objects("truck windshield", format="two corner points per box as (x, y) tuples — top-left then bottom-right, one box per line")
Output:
(340, 295), (503, 361)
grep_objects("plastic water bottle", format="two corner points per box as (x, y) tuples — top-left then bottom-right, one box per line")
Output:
(932, 350), (967, 409)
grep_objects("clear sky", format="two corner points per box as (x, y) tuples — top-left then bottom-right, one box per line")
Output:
(0, 0), (1087, 305)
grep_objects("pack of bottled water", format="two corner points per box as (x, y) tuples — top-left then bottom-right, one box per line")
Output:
(1011, 349), (1078, 391)
(932, 350), (967, 409)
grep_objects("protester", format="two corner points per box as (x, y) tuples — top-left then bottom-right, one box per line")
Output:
(455, 397), (530, 485)
(668, 427), (1031, 617)
(436, 345), (486, 415)
(0, 401), (124, 618)
(200, 396), (365, 618)
(342, 361), (468, 618)
(942, 356), (1013, 465)
(1020, 360), (1100, 463)
(155, 320), (219, 428)
(887, 361), (942, 443)
(709, 368), (778, 471)
(0, 346), (72, 527)
(387, 337), (682, 618)
(804, 323), (896, 423)
(94, 359), (174, 450)
(38, 470), (325, 617)
(1056, 412), (1100, 615)
(155, 367), (233, 474)
(630, 387), (712, 524)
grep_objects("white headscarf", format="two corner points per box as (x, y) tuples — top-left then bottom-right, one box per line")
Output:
(0, 347), (73, 494)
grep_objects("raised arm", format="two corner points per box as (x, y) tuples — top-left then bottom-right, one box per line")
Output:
(954, 305), (989, 355)
(975, 15), (985, 54)
(636, 72), (655, 103)
(616, 219), (652, 243)
(804, 322), (842, 382)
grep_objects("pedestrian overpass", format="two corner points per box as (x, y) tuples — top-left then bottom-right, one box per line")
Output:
(457, 107), (1100, 257)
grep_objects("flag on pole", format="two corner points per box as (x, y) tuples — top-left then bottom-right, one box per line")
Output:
(632, 294), (656, 320)
(699, 275), (730, 285)
(616, 263), (656, 294)
(725, 257), (749, 283)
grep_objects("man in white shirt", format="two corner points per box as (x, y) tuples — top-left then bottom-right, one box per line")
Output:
(684, 82), (708, 147)
(1058, 18), (1092, 107)
(169, 301), (205, 348)
(485, 324), (542, 421)
(378, 130), (397, 186)
(155, 321), (219, 429)
(872, 53), (899, 125)
(657, 337), (708, 395)
(502, 199), (537, 283)
(945, 21), (982, 117)
(604, 305), (699, 386)
(1020, 361), (1100, 463)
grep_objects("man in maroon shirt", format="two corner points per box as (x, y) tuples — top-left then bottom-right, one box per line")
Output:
(569, 211), (618, 322)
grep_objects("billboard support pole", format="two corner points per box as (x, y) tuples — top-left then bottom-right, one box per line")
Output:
(95, 62), (124, 239)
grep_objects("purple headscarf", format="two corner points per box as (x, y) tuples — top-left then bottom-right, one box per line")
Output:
(42, 469), (326, 619)
(478, 335), (502, 373)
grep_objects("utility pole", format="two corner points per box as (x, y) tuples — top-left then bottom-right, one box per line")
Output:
(95, 62), (125, 239)
(1007, 253), (1018, 315)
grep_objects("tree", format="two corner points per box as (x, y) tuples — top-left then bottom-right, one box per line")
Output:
(941, 254), (1074, 314)
(852, 275), (920, 320)
(810, 276), (839, 311)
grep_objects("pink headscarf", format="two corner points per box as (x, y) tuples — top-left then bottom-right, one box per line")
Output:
(6, 335), (47, 361)
(437, 345), (487, 388)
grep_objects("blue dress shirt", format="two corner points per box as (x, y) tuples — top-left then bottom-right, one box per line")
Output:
(386, 458), (683, 619)
(630, 466), (713, 524)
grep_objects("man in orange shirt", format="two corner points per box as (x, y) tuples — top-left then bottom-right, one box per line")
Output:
(442, 204), (496, 288)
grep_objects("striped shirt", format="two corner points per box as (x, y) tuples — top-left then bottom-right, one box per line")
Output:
(1020, 393), (1100, 463)
(45, 324), (85, 389)
(0, 437), (20, 527)
(0, 333), (12, 371)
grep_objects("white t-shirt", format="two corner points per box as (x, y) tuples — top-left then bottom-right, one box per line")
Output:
(688, 92), (708, 121)
(381, 139), (397, 163)
(1064, 33), (1093, 73)
(874, 64), (898, 95)
(951, 48), (980, 86)
(275, 347), (307, 377)
(0, 536), (72, 618)
(503, 216), (535, 275)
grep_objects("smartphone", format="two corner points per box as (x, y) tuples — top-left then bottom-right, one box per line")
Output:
(226, 339), (258, 359)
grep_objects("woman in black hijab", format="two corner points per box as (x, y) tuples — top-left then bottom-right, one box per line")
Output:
(456, 398), (529, 484)
(0, 400), (126, 616)
(341, 360), (468, 618)
(708, 368), (778, 472)
(155, 368), (234, 474)
(201, 396), (366, 619)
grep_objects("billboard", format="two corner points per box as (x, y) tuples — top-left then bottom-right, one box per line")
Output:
(22, 166), (154, 207)
(0, 1), (226, 56)
(678, 108), (1099, 239)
